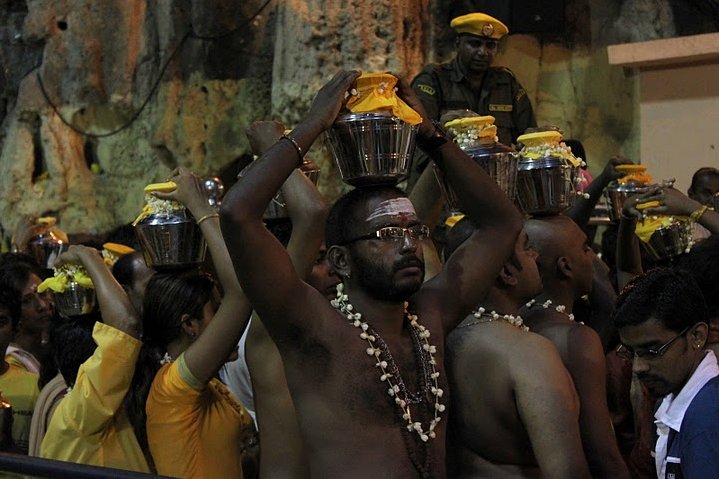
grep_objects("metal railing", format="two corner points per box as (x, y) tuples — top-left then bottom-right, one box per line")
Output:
(0, 453), (174, 479)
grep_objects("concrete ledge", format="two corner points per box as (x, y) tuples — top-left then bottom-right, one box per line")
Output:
(607, 32), (719, 69)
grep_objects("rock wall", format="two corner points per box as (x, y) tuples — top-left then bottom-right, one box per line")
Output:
(0, 0), (707, 236)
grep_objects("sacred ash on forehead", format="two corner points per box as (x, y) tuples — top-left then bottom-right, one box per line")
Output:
(366, 198), (417, 222)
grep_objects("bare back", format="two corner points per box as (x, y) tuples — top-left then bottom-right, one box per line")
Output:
(446, 319), (588, 478)
(524, 310), (630, 479)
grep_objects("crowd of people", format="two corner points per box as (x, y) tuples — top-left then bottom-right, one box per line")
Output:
(0, 11), (717, 479)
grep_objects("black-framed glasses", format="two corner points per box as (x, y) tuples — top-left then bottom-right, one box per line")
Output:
(344, 225), (431, 244)
(616, 326), (691, 361)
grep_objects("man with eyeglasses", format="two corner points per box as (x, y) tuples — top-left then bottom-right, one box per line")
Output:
(220, 70), (523, 478)
(614, 268), (719, 479)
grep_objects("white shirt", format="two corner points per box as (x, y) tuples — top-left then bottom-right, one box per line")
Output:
(219, 317), (256, 426)
(654, 350), (719, 478)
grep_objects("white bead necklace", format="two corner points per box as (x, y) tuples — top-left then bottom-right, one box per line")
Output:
(459, 306), (529, 331)
(525, 299), (584, 324)
(331, 283), (444, 442)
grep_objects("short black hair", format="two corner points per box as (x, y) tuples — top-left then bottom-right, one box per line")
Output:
(325, 186), (406, 247)
(0, 291), (20, 330)
(674, 235), (719, 318)
(112, 251), (143, 288)
(689, 167), (719, 192)
(613, 268), (708, 332)
(49, 313), (99, 388)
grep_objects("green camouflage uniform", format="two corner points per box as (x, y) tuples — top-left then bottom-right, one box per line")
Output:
(412, 57), (536, 145)
(406, 58), (536, 190)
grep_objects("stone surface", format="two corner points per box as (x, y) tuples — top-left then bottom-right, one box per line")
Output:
(0, 0), (713, 237)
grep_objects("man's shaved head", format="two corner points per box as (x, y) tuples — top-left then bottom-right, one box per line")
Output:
(525, 215), (593, 295)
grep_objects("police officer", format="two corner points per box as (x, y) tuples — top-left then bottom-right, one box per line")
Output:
(412, 13), (536, 147)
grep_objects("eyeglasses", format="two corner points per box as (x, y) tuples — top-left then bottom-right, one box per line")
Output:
(616, 326), (691, 361)
(344, 225), (431, 244)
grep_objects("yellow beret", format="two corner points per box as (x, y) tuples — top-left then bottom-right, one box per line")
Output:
(450, 13), (509, 40)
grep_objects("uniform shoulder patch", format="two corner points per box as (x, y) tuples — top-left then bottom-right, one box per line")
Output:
(492, 66), (517, 79)
(416, 84), (436, 96)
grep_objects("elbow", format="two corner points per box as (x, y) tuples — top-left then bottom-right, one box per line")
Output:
(219, 187), (253, 226)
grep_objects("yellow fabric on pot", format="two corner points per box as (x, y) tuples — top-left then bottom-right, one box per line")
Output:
(346, 73), (422, 125)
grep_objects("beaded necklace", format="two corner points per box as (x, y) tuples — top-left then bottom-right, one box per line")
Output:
(331, 284), (444, 442)
(458, 306), (529, 331)
(525, 299), (583, 324)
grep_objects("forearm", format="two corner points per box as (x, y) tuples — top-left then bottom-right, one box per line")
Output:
(695, 208), (719, 235)
(408, 162), (444, 231)
(616, 217), (642, 279)
(284, 170), (328, 279)
(223, 120), (324, 225)
(567, 174), (609, 230)
(82, 251), (140, 338)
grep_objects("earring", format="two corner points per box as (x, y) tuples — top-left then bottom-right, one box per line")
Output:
(345, 272), (351, 279)
(190, 331), (197, 338)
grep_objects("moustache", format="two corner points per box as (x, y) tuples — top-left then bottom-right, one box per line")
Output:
(394, 257), (424, 272)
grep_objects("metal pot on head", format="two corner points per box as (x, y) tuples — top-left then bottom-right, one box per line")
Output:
(640, 219), (693, 261)
(516, 157), (578, 215)
(54, 281), (97, 317)
(325, 112), (418, 187)
(134, 186), (207, 269)
(515, 130), (581, 216)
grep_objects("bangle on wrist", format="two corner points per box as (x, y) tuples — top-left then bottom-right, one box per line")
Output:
(620, 211), (637, 222)
(416, 120), (449, 152)
(690, 204), (709, 222)
(279, 134), (304, 166)
(196, 212), (219, 225)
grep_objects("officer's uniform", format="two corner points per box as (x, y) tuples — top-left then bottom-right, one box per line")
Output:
(405, 12), (536, 190)
(411, 58), (536, 146)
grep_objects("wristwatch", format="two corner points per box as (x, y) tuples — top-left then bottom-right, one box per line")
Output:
(417, 120), (449, 152)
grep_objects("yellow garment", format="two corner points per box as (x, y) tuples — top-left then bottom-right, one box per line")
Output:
(616, 164), (653, 185)
(0, 363), (39, 453)
(450, 12), (509, 39)
(147, 353), (249, 479)
(40, 322), (149, 473)
(635, 216), (682, 243)
(346, 73), (422, 125)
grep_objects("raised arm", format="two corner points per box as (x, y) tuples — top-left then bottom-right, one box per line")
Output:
(154, 168), (251, 384)
(615, 190), (654, 290)
(398, 78), (523, 326)
(220, 71), (359, 337)
(56, 245), (140, 338)
(408, 163), (444, 280)
(567, 156), (631, 231)
(642, 185), (719, 235)
(245, 120), (329, 277)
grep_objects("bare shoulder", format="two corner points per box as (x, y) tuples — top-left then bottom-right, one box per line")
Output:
(510, 331), (568, 380)
(565, 323), (605, 364)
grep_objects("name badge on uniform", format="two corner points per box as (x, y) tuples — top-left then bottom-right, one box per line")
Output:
(417, 84), (436, 96)
(665, 456), (682, 479)
(489, 104), (512, 112)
